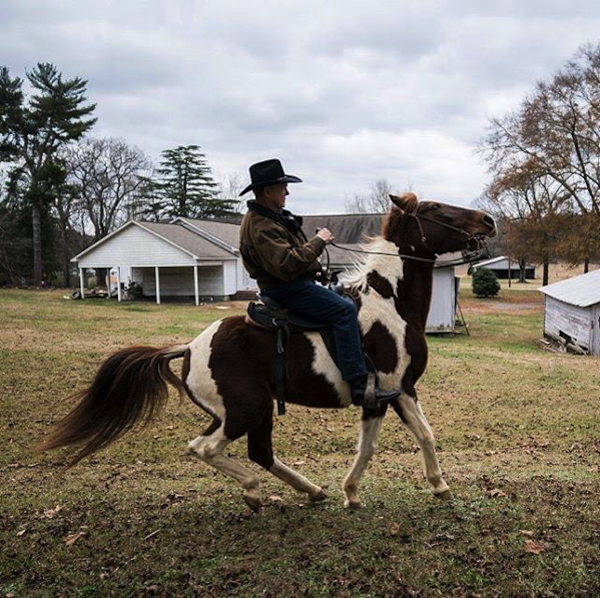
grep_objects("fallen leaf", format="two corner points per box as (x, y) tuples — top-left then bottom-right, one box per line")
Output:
(292, 460), (305, 466)
(17, 528), (27, 537)
(65, 531), (86, 546)
(520, 530), (534, 537)
(44, 505), (62, 518)
(524, 540), (545, 554)
(488, 488), (507, 498)
(390, 523), (400, 536)
(268, 495), (283, 503)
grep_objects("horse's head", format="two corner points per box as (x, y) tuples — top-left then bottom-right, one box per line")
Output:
(382, 193), (496, 258)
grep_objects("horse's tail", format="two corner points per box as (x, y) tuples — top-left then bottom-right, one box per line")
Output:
(36, 344), (188, 465)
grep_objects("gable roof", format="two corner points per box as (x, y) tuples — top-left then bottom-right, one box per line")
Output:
(140, 222), (236, 258)
(174, 218), (240, 254)
(72, 220), (236, 262)
(539, 268), (600, 308)
(302, 213), (383, 243)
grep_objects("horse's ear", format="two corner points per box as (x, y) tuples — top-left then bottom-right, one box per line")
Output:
(389, 192), (418, 214)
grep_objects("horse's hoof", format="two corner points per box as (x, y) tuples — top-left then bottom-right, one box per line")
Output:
(244, 494), (262, 512)
(309, 490), (327, 502)
(434, 489), (453, 502)
(344, 500), (362, 510)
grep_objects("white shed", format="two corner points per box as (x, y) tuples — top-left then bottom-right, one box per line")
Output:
(72, 220), (253, 304)
(538, 269), (600, 355)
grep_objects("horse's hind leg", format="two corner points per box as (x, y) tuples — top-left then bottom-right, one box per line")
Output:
(189, 420), (263, 511)
(247, 405), (326, 501)
(392, 392), (452, 500)
(342, 408), (386, 509)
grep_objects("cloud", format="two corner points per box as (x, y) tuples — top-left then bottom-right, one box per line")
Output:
(1, 0), (600, 213)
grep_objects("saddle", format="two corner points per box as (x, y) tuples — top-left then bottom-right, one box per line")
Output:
(245, 285), (375, 415)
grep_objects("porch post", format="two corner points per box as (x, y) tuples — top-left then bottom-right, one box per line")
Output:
(155, 266), (161, 304)
(79, 268), (85, 299)
(193, 265), (199, 306)
(117, 267), (122, 302)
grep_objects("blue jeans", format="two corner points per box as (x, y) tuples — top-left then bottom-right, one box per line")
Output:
(261, 278), (368, 381)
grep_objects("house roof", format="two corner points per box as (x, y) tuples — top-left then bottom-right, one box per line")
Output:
(175, 218), (240, 253)
(302, 213), (383, 243)
(140, 222), (236, 259)
(72, 220), (236, 263)
(538, 268), (600, 307)
(472, 256), (535, 269)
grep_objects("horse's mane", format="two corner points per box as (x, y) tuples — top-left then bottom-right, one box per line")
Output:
(339, 236), (405, 293)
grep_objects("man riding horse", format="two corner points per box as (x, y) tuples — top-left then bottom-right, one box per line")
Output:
(239, 158), (399, 407)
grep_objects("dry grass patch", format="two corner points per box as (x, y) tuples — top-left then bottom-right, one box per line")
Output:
(1, 288), (599, 597)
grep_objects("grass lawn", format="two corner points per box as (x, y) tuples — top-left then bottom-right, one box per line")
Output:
(1, 287), (599, 597)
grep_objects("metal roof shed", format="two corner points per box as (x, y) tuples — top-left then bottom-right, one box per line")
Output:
(538, 269), (600, 355)
(471, 256), (536, 279)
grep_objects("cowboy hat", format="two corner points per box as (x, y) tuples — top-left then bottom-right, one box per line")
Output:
(239, 158), (302, 196)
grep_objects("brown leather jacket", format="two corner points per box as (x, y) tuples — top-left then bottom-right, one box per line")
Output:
(239, 202), (326, 290)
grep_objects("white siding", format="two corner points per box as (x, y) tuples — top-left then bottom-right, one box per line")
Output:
(544, 296), (592, 350)
(592, 304), (600, 356)
(137, 266), (225, 297)
(237, 258), (256, 291)
(426, 268), (456, 332)
(77, 224), (195, 268)
(223, 262), (238, 295)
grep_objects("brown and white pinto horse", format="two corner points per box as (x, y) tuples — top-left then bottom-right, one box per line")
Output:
(39, 193), (496, 510)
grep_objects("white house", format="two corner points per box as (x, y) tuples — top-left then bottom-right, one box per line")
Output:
(539, 268), (600, 356)
(72, 219), (254, 305)
(72, 214), (466, 332)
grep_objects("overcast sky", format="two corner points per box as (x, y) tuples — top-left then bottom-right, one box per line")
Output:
(2, 0), (600, 214)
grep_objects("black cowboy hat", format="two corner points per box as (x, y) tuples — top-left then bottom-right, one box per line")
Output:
(239, 158), (302, 196)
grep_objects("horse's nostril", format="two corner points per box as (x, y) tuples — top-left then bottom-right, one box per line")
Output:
(483, 214), (496, 233)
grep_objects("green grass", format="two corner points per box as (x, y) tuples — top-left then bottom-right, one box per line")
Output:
(1, 288), (599, 597)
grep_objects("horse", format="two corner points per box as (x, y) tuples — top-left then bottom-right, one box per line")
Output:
(38, 192), (496, 510)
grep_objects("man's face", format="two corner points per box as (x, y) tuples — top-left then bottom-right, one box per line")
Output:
(263, 183), (289, 210)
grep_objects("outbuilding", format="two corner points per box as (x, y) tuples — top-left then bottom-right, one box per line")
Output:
(72, 219), (254, 305)
(471, 256), (536, 280)
(538, 268), (600, 355)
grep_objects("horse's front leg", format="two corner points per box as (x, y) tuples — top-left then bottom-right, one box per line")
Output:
(392, 392), (452, 500)
(343, 407), (386, 508)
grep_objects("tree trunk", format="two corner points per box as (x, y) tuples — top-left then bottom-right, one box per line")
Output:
(32, 206), (42, 286)
(62, 227), (71, 288)
(543, 258), (549, 287)
(584, 257), (590, 273)
(519, 258), (526, 283)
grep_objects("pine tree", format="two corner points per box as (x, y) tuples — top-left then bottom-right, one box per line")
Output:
(153, 145), (238, 220)
(0, 63), (96, 285)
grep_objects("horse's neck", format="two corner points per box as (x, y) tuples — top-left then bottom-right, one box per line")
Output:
(346, 237), (435, 329)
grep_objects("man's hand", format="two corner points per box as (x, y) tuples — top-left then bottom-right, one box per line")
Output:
(316, 228), (334, 245)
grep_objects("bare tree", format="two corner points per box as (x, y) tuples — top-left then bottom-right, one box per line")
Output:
(345, 179), (398, 213)
(67, 137), (151, 241)
(480, 43), (600, 272)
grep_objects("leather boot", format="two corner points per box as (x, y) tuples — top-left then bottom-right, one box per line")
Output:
(350, 373), (400, 408)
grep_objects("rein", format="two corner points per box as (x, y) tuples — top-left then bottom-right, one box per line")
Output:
(326, 211), (489, 268)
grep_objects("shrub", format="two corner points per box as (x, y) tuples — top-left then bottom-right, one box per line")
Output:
(472, 267), (500, 297)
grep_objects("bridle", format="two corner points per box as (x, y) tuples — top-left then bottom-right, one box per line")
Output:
(324, 209), (491, 270)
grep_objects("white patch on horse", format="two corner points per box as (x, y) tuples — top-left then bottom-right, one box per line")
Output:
(358, 293), (411, 390)
(305, 332), (352, 406)
(185, 319), (226, 422)
(346, 242), (412, 390)
(341, 237), (405, 291)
